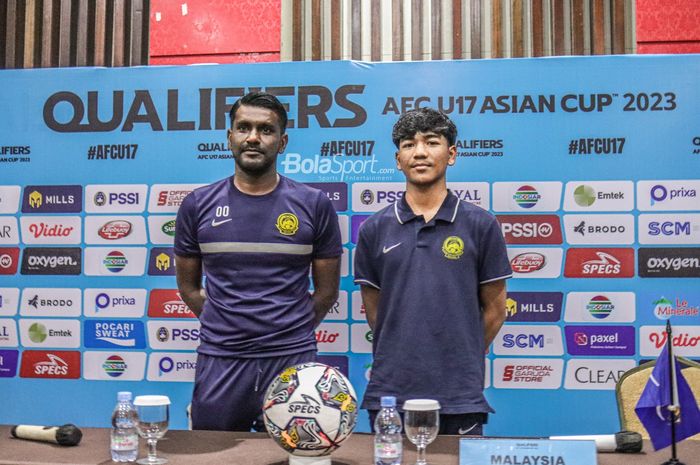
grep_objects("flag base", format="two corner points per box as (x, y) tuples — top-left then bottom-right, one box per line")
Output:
(661, 459), (684, 465)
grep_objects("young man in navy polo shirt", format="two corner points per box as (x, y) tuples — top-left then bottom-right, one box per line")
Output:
(175, 92), (342, 431)
(354, 108), (511, 435)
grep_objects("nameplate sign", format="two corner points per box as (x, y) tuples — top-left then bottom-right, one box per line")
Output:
(459, 438), (596, 465)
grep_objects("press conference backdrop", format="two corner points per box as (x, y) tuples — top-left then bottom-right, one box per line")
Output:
(0, 56), (699, 436)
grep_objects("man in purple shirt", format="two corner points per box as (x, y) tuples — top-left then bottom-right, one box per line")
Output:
(175, 92), (342, 431)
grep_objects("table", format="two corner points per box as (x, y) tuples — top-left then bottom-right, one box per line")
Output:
(1, 426), (698, 465)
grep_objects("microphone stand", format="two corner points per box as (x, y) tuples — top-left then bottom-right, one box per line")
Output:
(662, 320), (684, 465)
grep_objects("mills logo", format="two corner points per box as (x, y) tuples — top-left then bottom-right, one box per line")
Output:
(505, 292), (563, 322)
(19, 350), (81, 379)
(148, 248), (176, 276)
(99, 220), (132, 240)
(305, 182), (349, 212)
(21, 185), (82, 213)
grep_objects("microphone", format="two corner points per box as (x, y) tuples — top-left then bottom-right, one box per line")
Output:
(10, 424), (83, 446)
(550, 430), (643, 453)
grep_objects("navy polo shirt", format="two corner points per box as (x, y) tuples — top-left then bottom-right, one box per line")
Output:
(354, 191), (512, 414)
(175, 175), (342, 358)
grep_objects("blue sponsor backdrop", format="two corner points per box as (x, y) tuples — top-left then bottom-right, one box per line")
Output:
(1, 56), (699, 436)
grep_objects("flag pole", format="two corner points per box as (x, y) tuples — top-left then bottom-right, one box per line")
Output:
(662, 320), (683, 465)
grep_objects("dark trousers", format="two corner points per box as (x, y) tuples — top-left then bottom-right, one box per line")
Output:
(368, 410), (487, 436)
(191, 350), (316, 431)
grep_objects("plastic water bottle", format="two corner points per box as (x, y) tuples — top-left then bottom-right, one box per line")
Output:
(374, 396), (402, 465)
(110, 391), (139, 462)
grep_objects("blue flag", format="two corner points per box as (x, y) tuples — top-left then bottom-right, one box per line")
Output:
(634, 344), (700, 450)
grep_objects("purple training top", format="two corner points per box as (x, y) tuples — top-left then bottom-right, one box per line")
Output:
(175, 175), (342, 358)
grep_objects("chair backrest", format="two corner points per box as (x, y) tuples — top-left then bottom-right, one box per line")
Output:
(616, 356), (700, 440)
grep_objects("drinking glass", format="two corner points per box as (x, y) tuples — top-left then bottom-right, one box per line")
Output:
(134, 395), (170, 465)
(403, 399), (440, 465)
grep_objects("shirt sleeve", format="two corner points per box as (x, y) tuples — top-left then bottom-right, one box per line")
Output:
(312, 191), (343, 259)
(174, 191), (201, 257)
(353, 219), (381, 290)
(478, 213), (512, 284)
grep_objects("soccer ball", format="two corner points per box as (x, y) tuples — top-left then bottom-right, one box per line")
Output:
(262, 362), (358, 456)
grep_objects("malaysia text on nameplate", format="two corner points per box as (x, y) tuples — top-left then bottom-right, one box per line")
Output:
(459, 438), (597, 465)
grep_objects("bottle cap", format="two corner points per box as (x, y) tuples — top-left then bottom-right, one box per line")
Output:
(117, 391), (132, 402)
(380, 396), (396, 408)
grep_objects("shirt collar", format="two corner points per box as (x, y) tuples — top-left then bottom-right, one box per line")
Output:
(394, 190), (460, 224)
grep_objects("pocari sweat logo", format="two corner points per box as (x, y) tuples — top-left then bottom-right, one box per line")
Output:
(84, 320), (146, 349)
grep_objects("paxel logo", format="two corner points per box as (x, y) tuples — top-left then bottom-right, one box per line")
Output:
(564, 326), (635, 356)
(21, 185), (82, 213)
(638, 248), (700, 278)
(84, 320), (146, 348)
(147, 321), (201, 350)
(493, 325), (563, 356)
(0, 248), (20, 275)
(505, 292), (562, 322)
(85, 185), (148, 213)
(148, 248), (176, 276)
(564, 359), (636, 390)
(84, 288), (146, 318)
(20, 247), (81, 275)
(148, 289), (196, 318)
(0, 349), (19, 377)
(19, 350), (80, 379)
(493, 358), (564, 389)
(497, 215), (562, 245)
(639, 214), (700, 245)
(146, 352), (197, 382)
(564, 248), (634, 278)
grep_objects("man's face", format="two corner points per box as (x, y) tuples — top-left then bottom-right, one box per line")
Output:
(228, 105), (288, 177)
(395, 131), (456, 187)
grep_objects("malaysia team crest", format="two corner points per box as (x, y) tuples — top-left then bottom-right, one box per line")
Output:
(442, 236), (464, 259)
(276, 213), (299, 235)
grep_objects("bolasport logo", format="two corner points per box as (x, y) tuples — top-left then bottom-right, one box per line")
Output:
(564, 248), (634, 278)
(652, 296), (699, 320)
(20, 216), (81, 245)
(640, 326), (700, 357)
(497, 215), (562, 245)
(20, 247), (81, 275)
(564, 326), (635, 356)
(638, 248), (700, 278)
(0, 247), (20, 275)
(505, 292), (563, 322)
(280, 152), (393, 183)
(21, 185), (82, 213)
(84, 320), (146, 349)
(19, 350), (80, 379)
(493, 358), (564, 389)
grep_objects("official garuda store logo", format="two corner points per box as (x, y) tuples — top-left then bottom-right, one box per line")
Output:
(442, 236), (464, 259)
(276, 213), (299, 236)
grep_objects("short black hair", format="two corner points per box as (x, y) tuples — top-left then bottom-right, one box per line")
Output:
(391, 108), (457, 147)
(229, 91), (288, 133)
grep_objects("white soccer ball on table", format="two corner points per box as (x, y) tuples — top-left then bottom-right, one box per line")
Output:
(262, 362), (358, 456)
